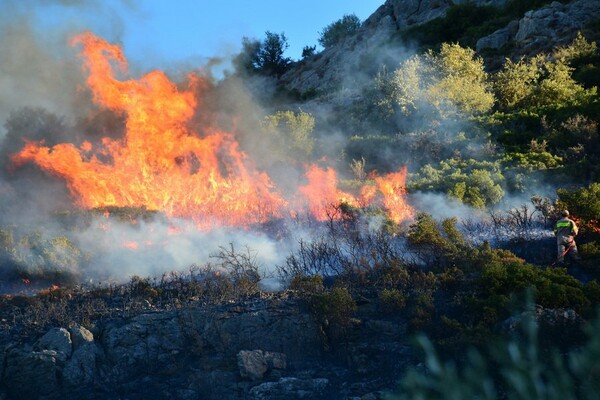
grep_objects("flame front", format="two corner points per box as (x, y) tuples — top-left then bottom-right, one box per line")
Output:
(11, 32), (413, 228)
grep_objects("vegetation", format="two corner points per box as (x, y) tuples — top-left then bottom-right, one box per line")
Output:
(233, 31), (291, 77)
(318, 14), (361, 48)
(260, 110), (316, 161)
(389, 306), (600, 400)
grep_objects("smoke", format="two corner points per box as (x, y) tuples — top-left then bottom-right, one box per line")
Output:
(0, 1), (562, 293)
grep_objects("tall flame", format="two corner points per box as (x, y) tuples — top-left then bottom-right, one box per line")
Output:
(11, 32), (413, 228)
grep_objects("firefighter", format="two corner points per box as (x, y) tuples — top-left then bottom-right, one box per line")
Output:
(554, 210), (580, 264)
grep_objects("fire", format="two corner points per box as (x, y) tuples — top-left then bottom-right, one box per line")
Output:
(373, 168), (412, 224)
(10, 32), (413, 229)
(297, 165), (359, 221)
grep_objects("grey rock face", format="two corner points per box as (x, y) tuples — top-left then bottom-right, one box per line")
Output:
(4, 347), (60, 399)
(34, 327), (72, 361)
(282, 0), (510, 95)
(514, 0), (600, 54)
(237, 350), (287, 381)
(476, 20), (519, 51)
(477, 0), (600, 54)
(0, 294), (414, 399)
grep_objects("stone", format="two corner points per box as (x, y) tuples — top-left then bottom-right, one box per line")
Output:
(69, 323), (94, 348)
(34, 327), (72, 362)
(237, 350), (269, 381)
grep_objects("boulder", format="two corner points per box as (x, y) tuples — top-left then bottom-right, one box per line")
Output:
(34, 327), (72, 362)
(237, 350), (287, 381)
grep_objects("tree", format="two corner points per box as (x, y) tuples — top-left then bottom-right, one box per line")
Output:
(318, 14), (361, 48)
(424, 43), (495, 116)
(259, 31), (291, 77)
(232, 37), (262, 76)
(233, 31), (291, 77)
(302, 45), (317, 59)
(382, 43), (494, 120)
(493, 56), (542, 109)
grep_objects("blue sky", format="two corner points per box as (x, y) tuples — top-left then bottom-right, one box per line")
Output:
(25, 0), (384, 72)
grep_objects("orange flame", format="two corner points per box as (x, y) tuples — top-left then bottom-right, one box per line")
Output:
(297, 165), (359, 221)
(11, 32), (413, 228)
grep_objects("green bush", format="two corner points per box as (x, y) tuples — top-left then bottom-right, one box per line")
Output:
(288, 274), (324, 296)
(387, 307), (600, 400)
(379, 288), (407, 314)
(310, 287), (357, 348)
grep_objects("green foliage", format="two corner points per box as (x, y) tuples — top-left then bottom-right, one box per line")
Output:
(301, 45), (316, 59)
(494, 56), (542, 109)
(318, 14), (361, 48)
(379, 288), (407, 314)
(479, 262), (591, 313)
(556, 183), (600, 235)
(388, 308), (600, 400)
(410, 159), (505, 208)
(385, 43), (494, 119)
(494, 34), (598, 111)
(233, 31), (291, 77)
(501, 150), (563, 172)
(0, 227), (83, 284)
(310, 287), (357, 347)
(260, 110), (315, 160)
(288, 274), (324, 296)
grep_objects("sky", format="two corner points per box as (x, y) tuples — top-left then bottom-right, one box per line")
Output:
(15, 0), (385, 73)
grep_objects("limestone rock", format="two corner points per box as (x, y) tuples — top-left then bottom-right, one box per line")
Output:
(34, 327), (72, 362)
(3, 347), (59, 399)
(69, 324), (94, 348)
(237, 350), (287, 381)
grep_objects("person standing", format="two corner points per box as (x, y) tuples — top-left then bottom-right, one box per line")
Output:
(554, 210), (579, 264)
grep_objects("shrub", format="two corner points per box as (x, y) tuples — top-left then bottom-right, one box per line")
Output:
(288, 274), (324, 296)
(379, 288), (407, 314)
(310, 287), (357, 348)
(388, 307), (600, 400)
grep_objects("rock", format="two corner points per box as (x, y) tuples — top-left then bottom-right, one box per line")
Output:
(62, 342), (99, 387)
(34, 327), (72, 362)
(237, 350), (288, 381)
(476, 20), (519, 51)
(238, 350), (268, 381)
(69, 323), (94, 348)
(248, 377), (329, 400)
(513, 0), (600, 55)
(3, 347), (59, 399)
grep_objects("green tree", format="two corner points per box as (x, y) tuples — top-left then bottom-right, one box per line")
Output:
(425, 43), (495, 115)
(301, 45), (316, 59)
(494, 56), (542, 109)
(233, 31), (291, 77)
(318, 14), (361, 48)
(260, 31), (291, 77)
(384, 43), (494, 119)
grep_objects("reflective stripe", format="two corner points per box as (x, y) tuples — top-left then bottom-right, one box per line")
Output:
(556, 222), (571, 228)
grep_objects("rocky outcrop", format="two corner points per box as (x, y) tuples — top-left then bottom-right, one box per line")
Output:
(0, 296), (414, 399)
(477, 0), (600, 54)
(281, 0), (510, 95)
(283, 0), (599, 96)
